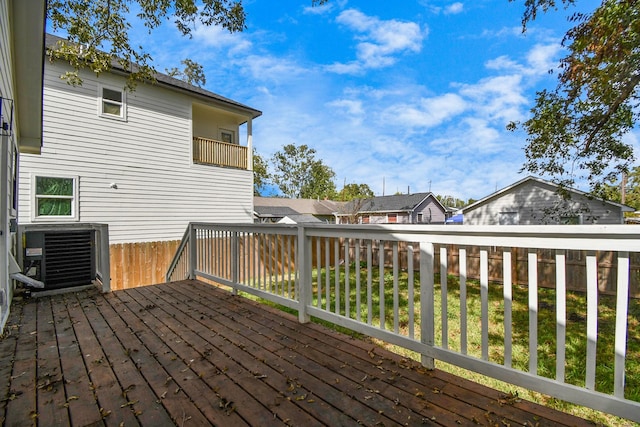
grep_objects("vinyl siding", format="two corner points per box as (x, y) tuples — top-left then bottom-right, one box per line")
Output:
(464, 180), (625, 225)
(413, 197), (446, 224)
(0, 0), (14, 328)
(19, 61), (254, 243)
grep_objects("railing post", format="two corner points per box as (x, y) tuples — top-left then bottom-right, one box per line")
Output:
(97, 224), (110, 293)
(420, 240), (435, 369)
(231, 231), (239, 295)
(297, 225), (311, 323)
(188, 223), (197, 280)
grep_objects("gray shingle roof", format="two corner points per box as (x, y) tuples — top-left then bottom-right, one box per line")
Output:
(253, 206), (299, 217)
(253, 197), (345, 216)
(339, 192), (436, 214)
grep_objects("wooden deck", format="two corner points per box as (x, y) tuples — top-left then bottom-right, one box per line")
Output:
(0, 279), (593, 426)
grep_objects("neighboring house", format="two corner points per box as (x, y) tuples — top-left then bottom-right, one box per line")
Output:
(336, 192), (447, 224)
(462, 176), (633, 225)
(253, 197), (344, 223)
(18, 34), (261, 288)
(0, 0), (46, 328)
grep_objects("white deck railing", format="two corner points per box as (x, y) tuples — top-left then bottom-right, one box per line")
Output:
(166, 222), (640, 422)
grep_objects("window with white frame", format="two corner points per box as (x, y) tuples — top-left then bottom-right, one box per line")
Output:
(33, 175), (78, 220)
(99, 85), (126, 119)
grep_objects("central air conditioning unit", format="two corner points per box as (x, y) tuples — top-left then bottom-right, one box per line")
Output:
(23, 229), (96, 290)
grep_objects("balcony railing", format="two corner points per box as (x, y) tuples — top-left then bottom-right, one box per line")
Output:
(192, 136), (248, 169)
(166, 223), (640, 423)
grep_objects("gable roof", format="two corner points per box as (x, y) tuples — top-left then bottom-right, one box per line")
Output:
(254, 197), (345, 216)
(339, 192), (443, 215)
(44, 34), (262, 120)
(462, 176), (634, 213)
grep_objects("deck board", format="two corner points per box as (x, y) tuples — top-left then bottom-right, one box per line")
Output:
(0, 280), (594, 426)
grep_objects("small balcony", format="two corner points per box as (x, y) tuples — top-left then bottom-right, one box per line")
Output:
(192, 136), (248, 170)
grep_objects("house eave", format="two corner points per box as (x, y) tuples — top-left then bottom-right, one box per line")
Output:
(11, 0), (46, 154)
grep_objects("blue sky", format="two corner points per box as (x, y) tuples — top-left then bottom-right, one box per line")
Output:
(124, 0), (637, 199)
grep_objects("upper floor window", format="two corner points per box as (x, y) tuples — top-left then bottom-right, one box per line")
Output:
(99, 85), (126, 120)
(387, 213), (397, 223)
(32, 175), (78, 221)
(220, 129), (236, 144)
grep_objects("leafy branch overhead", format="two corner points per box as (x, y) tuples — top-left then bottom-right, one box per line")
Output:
(47, 0), (246, 89)
(509, 0), (640, 195)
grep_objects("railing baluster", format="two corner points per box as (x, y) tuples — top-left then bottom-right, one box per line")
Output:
(459, 246), (467, 355)
(287, 235), (293, 298)
(393, 242), (399, 334)
(408, 244), (414, 339)
(316, 237), (321, 308)
(335, 238), (341, 316)
(614, 251), (630, 398)
(325, 237), (330, 311)
(440, 245), (448, 349)
(585, 250), (598, 390)
(556, 249), (566, 382)
(355, 239), (361, 322)
(420, 240), (435, 369)
(345, 238), (350, 319)
(503, 247), (512, 367)
(379, 240), (385, 330)
(367, 240), (373, 325)
(528, 249), (538, 375)
(480, 247), (489, 361)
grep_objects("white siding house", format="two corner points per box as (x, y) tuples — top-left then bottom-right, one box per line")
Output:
(462, 176), (633, 225)
(19, 35), (262, 245)
(0, 0), (46, 328)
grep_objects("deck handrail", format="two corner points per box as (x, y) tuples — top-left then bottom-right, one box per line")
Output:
(166, 222), (640, 422)
(165, 224), (192, 282)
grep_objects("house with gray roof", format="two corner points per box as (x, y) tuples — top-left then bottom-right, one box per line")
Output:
(253, 197), (345, 223)
(335, 192), (447, 224)
(461, 176), (633, 225)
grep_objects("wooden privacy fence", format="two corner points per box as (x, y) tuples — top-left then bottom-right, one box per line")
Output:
(109, 240), (181, 290)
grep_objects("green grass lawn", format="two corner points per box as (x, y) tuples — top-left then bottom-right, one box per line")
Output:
(245, 266), (640, 425)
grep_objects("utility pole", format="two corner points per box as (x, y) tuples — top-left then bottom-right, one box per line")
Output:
(621, 172), (628, 204)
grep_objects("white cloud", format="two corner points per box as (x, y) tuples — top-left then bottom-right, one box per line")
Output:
(327, 9), (426, 74)
(526, 43), (562, 75)
(191, 24), (252, 55)
(444, 3), (464, 15)
(381, 93), (467, 129)
(326, 99), (364, 116)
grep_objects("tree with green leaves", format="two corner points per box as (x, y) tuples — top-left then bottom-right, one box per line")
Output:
(599, 166), (640, 211)
(270, 144), (336, 199)
(436, 194), (467, 208)
(166, 59), (206, 87)
(252, 149), (270, 196)
(508, 0), (639, 195)
(337, 183), (375, 201)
